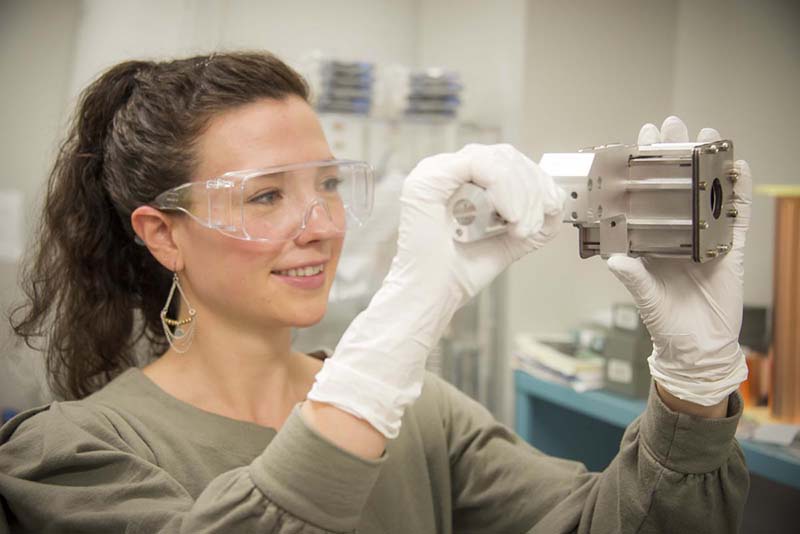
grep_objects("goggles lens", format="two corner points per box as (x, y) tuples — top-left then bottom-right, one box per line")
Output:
(153, 160), (373, 242)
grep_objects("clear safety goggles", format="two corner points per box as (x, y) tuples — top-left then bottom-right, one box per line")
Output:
(152, 159), (374, 242)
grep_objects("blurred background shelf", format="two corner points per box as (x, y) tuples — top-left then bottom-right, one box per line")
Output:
(514, 370), (800, 491)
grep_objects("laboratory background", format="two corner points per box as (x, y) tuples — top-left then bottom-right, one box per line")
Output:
(1, 0), (799, 532)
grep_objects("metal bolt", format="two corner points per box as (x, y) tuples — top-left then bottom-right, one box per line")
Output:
(707, 144), (719, 154)
(699, 220), (709, 230)
(699, 180), (708, 191)
(721, 142), (730, 151)
(726, 207), (738, 218)
(728, 170), (739, 182)
(717, 244), (730, 253)
(706, 249), (719, 258)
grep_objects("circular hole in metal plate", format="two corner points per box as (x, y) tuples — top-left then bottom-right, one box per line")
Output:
(710, 178), (723, 219)
(452, 198), (477, 225)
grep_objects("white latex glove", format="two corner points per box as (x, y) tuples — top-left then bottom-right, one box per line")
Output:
(607, 116), (751, 406)
(308, 144), (565, 437)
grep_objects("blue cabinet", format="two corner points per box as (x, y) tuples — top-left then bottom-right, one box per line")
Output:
(514, 370), (800, 490)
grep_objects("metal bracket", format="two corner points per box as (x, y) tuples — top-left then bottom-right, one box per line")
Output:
(599, 214), (629, 258)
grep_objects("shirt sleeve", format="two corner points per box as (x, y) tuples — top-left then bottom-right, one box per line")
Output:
(0, 401), (384, 534)
(432, 376), (749, 534)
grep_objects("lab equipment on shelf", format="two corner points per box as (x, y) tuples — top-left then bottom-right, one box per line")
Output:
(405, 69), (462, 118)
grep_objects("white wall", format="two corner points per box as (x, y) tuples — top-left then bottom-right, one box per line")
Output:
(509, 0), (678, 339)
(416, 0), (527, 142)
(68, 0), (420, 99)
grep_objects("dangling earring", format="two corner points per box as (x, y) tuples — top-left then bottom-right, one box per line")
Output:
(160, 272), (197, 353)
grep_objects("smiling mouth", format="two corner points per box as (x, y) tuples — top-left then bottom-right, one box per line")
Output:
(272, 264), (325, 277)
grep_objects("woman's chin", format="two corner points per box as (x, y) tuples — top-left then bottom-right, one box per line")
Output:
(290, 317), (324, 328)
(285, 307), (327, 328)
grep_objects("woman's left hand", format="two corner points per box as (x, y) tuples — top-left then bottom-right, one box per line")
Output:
(607, 116), (751, 410)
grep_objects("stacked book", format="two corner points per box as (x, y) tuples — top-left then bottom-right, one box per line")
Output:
(405, 69), (462, 118)
(512, 334), (604, 393)
(314, 60), (374, 115)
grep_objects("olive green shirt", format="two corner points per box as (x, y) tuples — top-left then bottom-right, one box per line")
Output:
(0, 366), (747, 533)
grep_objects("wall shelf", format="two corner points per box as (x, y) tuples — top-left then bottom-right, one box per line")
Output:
(514, 370), (800, 490)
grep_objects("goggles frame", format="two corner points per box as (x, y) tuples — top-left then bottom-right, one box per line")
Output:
(151, 159), (374, 242)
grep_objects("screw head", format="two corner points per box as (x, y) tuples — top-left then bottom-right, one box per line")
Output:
(707, 144), (719, 154)
(699, 220), (709, 230)
(721, 142), (730, 151)
(706, 249), (719, 258)
(728, 170), (739, 182)
(717, 244), (730, 253)
(726, 208), (739, 218)
(699, 180), (708, 191)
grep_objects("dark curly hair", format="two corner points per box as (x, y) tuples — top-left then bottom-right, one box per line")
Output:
(9, 52), (310, 400)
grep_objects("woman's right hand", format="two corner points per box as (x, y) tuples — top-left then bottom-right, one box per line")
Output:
(306, 144), (565, 444)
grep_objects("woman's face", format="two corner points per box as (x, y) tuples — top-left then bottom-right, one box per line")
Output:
(174, 96), (343, 331)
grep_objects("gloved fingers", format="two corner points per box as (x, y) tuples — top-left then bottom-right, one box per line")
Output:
(696, 127), (722, 143)
(402, 150), (475, 205)
(470, 144), (564, 228)
(731, 159), (753, 209)
(638, 123), (660, 145)
(539, 169), (568, 216)
(525, 209), (563, 248)
(473, 145), (526, 225)
(606, 254), (664, 318)
(659, 116), (690, 143)
(730, 159), (753, 251)
(507, 158), (566, 241)
(508, 174), (544, 239)
(516, 146), (565, 217)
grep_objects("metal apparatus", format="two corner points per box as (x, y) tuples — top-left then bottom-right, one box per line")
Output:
(448, 140), (738, 262)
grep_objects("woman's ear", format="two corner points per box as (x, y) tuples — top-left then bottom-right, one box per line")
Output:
(131, 206), (184, 272)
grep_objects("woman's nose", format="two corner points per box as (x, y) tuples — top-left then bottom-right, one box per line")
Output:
(294, 199), (344, 244)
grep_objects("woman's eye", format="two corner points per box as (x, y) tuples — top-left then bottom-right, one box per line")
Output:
(321, 177), (343, 192)
(250, 189), (283, 204)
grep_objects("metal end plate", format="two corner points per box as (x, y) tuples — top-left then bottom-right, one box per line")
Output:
(692, 140), (735, 262)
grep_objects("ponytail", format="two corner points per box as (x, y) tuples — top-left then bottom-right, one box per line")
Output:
(11, 61), (168, 399)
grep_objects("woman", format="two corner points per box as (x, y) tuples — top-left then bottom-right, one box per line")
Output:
(0, 52), (749, 533)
